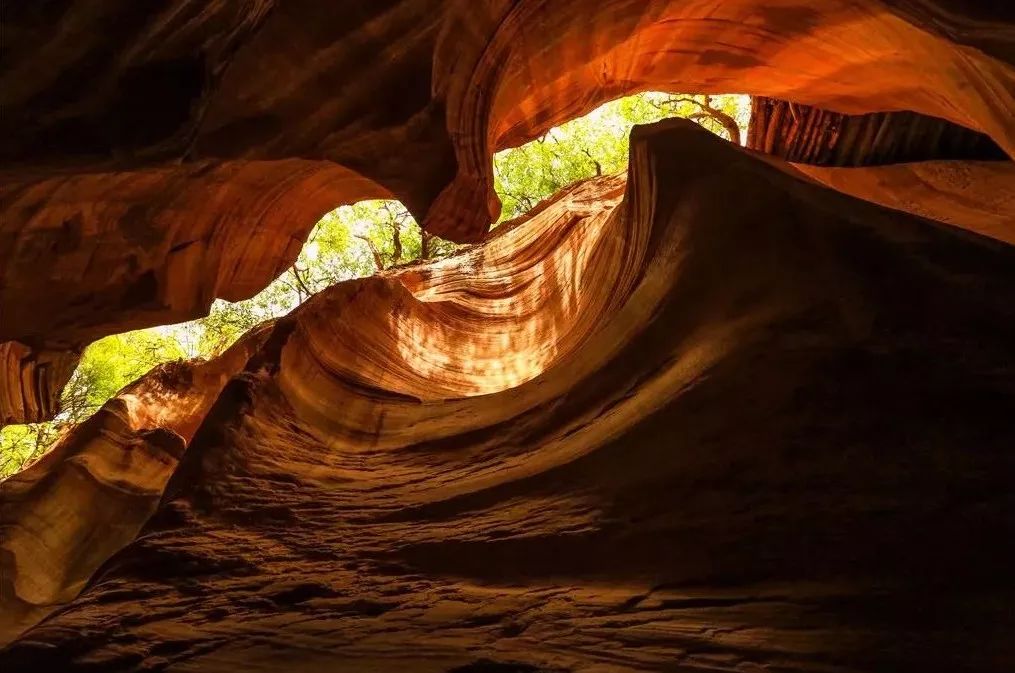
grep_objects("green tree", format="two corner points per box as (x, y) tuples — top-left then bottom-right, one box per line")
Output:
(494, 92), (748, 220)
(192, 200), (460, 358)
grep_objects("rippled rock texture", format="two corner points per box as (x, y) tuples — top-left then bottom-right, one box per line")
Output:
(2, 1), (1015, 671)
(4, 0), (1015, 423)
(4, 120), (1015, 672)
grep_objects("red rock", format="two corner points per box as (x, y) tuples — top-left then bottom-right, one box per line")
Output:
(2, 120), (1014, 672)
(1, 2), (1014, 670)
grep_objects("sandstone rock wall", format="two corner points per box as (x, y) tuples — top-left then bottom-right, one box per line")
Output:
(3, 120), (1014, 672)
(1, 2), (1014, 671)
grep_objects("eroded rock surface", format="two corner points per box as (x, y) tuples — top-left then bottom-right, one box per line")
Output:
(3, 122), (1014, 672)
(794, 160), (1015, 243)
(747, 97), (1007, 166)
(1, 2), (1015, 671)
(0, 328), (269, 640)
(3, 0), (1015, 424)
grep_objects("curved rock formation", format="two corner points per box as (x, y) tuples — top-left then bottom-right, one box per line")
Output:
(283, 174), (631, 407)
(2, 2), (1015, 671)
(0, 161), (386, 347)
(742, 97), (1015, 244)
(746, 97), (1007, 166)
(0, 328), (268, 640)
(3, 0), (1015, 427)
(3, 121), (1015, 672)
(0, 161), (386, 424)
(794, 160), (1015, 244)
(0, 169), (634, 641)
(0, 343), (78, 425)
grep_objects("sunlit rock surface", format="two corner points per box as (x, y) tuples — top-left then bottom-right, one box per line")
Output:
(0, 329), (269, 640)
(2, 0), (1015, 423)
(1, 1), (1015, 670)
(793, 161), (1015, 244)
(743, 96), (1015, 244)
(0, 343), (78, 425)
(3, 122), (1015, 672)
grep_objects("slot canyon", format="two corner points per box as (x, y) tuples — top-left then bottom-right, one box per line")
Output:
(1, 2), (1014, 671)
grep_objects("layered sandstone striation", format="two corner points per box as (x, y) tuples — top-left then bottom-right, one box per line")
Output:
(1, 1), (1015, 671)
(0, 343), (78, 425)
(0, 329), (269, 640)
(746, 97), (1007, 166)
(793, 160), (1015, 244)
(3, 0), (1015, 424)
(3, 122), (1015, 672)
(742, 96), (1015, 244)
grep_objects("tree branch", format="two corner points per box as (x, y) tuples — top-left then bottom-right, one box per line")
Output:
(581, 148), (603, 176)
(289, 265), (314, 301)
(356, 235), (386, 270)
(657, 95), (743, 145)
(421, 230), (432, 259)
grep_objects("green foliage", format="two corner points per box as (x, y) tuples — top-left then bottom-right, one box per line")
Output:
(70, 331), (187, 411)
(1, 92), (750, 479)
(0, 425), (58, 477)
(0, 330), (185, 477)
(494, 92), (749, 221)
(190, 200), (460, 358)
(1, 196), (470, 478)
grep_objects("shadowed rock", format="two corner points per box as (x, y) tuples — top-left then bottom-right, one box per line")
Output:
(2, 122), (1013, 672)
(1, 2), (1014, 671)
